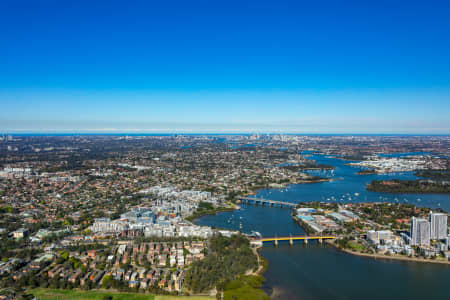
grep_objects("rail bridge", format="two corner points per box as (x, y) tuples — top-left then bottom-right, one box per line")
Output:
(240, 197), (296, 208)
(250, 235), (335, 246)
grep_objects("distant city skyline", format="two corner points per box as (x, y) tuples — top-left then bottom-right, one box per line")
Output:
(1, 1), (450, 134)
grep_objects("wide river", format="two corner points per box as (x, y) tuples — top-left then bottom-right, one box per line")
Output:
(194, 153), (450, 300)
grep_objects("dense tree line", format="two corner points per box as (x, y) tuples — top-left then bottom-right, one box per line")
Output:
(184, 234), (258, 294)
(367, 180), (449, 194)
(414, 170), (450, 181)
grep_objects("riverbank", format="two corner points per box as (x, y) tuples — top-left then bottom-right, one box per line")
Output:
(193, 151), (450, 299)
(366, 179), (450, 194)
(245, 177), (334, 195)
(224, 243), (269, 300)
(182, 234), (269, 300)
(297, 178), (334, 184)
(326, 240), (450, 266)
(292, 213), (450, 266)
(293, 214), (450, 266)
(246, 245), (267, 276)
(185, 204), (238, 222)
(188, 177), (332, 223)
(356, 169), (378, 175)
(279, 164), (335, 171)
(189, 177), (334, 222)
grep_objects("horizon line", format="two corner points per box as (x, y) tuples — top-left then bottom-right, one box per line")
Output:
(2, 132), (450, 136)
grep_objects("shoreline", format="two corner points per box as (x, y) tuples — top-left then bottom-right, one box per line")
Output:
(291, 214), (450, 266)
(326, 240), (450, 266)
(185, 204), (238, 222)
(189, 176), (334, 222)
(366, 188), (450, 195)
(245, 177), (335, 195)
(192, 176), (449, 297)
(246, 245), (266, 276)
(187, 151), (450, 298)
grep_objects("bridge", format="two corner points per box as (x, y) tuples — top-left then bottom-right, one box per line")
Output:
(240, 197), (296, 208)
(250, 235), (335, 246)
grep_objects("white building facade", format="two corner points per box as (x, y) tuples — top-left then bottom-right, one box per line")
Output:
(410, 217), (430, 246)
(429, 212), (448, 240)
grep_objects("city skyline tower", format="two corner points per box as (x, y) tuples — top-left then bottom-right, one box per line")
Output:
(430, 211), (448, 240)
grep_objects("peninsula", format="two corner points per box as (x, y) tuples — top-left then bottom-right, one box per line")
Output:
(292, 202), (450, 264)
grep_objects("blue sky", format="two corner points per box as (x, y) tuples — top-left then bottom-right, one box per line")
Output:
(1, 0), (449, 133)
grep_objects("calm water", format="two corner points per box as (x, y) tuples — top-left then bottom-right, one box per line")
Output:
(195, 154), (450, 299)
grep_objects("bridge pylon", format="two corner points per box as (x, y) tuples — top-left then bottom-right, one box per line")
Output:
(304, 238), (308, 244)
(274, 239), (278, 246)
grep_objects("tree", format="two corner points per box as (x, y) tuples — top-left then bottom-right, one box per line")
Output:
(184, 234), (258, 293)
(102, 275), (113, 289)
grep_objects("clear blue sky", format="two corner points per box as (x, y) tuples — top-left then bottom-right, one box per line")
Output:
(1, 0), (449, 133)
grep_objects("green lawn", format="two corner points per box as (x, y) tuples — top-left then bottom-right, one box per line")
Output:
(30, 288), (154, 300)
(347, 241), (365, 252)
(155, 296), (213, 300)
(29, 289), (214, 300)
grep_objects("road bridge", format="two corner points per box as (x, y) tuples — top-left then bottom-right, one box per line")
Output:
(250, 235), (335, 246)
(240, 197), (296, 208)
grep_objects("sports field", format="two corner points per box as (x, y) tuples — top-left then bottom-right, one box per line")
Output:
(29, 288), (214, 300)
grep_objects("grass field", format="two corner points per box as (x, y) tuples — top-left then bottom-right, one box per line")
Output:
(347, 241), (365, 252)
(155, 296), (213, 300)
(30, 288), (154, 300)
(30, 288), (214, 300)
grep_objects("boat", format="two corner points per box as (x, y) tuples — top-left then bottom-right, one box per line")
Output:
(249, 231), (262, 238)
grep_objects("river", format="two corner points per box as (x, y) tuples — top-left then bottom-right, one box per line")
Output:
(194, 153), (450, 299)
